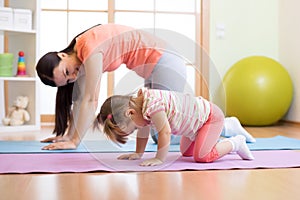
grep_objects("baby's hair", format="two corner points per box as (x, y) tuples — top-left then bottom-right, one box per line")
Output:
(95, 95), (134, 144)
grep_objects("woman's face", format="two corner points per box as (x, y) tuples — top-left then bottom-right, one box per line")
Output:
(53, 52), (81, 87)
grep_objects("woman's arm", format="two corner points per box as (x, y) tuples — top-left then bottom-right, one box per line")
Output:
(42, 53), (103, 150)
(69, 52), (103, 145)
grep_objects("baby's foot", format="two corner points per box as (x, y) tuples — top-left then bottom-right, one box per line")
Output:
(229, 135), (254, 160)
(222, 117), (256, 143)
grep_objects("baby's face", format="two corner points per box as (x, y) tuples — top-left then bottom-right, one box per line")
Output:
(120, 121), (137, 136)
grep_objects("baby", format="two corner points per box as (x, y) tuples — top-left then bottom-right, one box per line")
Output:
(95, 88), (254, 166)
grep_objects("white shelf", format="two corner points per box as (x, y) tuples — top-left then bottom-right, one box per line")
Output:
(0, 124), (40, 132)
(0, 76), (36, 81)
(0, 27), (36, 34)
(0, 0), (40, 133)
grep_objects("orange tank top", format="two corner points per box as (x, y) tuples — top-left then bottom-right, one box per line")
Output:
(75, 24), (165, 78)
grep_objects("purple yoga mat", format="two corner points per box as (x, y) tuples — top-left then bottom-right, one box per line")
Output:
(1, 150), (300, 173)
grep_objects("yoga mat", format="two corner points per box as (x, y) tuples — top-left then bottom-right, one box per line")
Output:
(0, 150), (300, 173)
(247, 136), (300, 150)
(0, 140), (178, 153)
(0, 136), (299, 153)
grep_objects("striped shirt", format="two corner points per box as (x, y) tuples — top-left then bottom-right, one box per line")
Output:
(142, 88), (211, 140)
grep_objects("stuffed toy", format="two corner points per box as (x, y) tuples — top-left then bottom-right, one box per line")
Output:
(2, 96), (30, 126)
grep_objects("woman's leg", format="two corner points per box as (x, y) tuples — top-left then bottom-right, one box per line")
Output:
(145, 51), (187, 92)
(145, 51), (256, 146)
(145, 51), (187, 145)
(221, 117), (256, 143)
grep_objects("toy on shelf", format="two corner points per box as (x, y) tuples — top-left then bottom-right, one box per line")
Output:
(0, 53), (14, 77)
(16, 51), (27, 76)
(2, 96), (30, 126)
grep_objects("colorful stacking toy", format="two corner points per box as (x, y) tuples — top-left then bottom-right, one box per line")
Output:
(16, 51), (27, 76)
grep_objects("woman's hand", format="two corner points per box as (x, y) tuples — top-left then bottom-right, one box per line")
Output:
(118, 153), (142, 160)
(140, 158), (163, 166)
(41, 141), (77, 150)
(40, 135), (69, 143)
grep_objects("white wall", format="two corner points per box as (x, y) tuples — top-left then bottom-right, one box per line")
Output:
(210, 1), (288, 117)
(209, 0), (279, 77)
(279, 0), (300, 122)
(210, 0), (300, 123)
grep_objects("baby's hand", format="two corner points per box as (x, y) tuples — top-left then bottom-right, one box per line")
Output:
(117, 153), (142, 160)
(140, 158), (163, 166)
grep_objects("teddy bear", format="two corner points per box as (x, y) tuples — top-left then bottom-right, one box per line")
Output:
(2, 96), (30, 126)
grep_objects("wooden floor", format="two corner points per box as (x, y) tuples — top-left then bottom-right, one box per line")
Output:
(1, 121), (300, 200)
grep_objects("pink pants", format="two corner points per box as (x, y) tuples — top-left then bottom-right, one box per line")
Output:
(180, 103), (224, 163)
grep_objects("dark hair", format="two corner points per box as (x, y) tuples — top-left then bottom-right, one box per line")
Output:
(36, 24), (101, 136)
(35, 52), (59, 87)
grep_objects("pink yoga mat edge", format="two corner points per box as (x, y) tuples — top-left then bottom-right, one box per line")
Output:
(1, 150), (300, 173)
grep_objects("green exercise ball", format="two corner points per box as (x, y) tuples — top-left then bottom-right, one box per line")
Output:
(223, 56), (293, 126)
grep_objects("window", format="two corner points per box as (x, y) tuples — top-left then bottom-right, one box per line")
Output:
(40, 0), (204, 115)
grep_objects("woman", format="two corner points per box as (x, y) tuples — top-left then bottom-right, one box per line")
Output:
(36, 23), (191, 150)
(36, 23), (255, 150)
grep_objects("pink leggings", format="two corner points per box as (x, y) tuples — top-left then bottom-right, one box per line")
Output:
(180, 103), (224, 163)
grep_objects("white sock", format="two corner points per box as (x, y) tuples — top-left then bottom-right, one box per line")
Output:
(226, 135), (254, 160)
(222, 117), (256, 143)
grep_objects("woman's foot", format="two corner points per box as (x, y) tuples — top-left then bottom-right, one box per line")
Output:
(150, 129), (181, 145)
